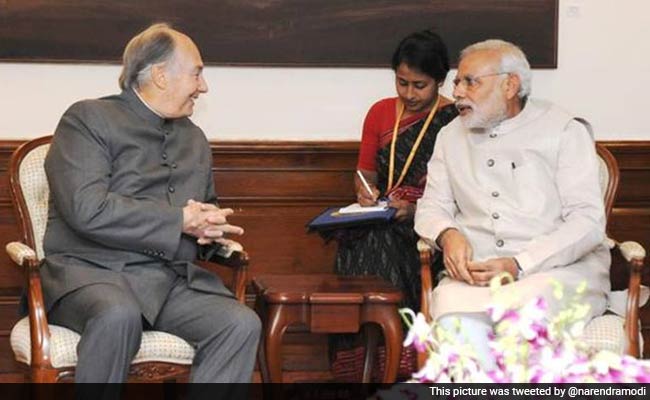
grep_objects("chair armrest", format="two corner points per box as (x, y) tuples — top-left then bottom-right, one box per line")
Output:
(5, 242), (54, 368)
(417, 239), (437, 324)
(201, 241), (249, 304)
(211, 249), (250, 269)
(618, 241), (646, 263)
(6, 241), (38, 268)
(612, 239), (646, 357)
(416, 238), (433, 254)
(416, 239), (436, 369)
(203, 241), (249, 268)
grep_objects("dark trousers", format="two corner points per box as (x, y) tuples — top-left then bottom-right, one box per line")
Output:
(48, 278), (261, 383)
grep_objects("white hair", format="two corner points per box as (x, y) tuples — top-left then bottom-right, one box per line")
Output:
(460, 39), (532, 100)
(119, 23), (177, 91)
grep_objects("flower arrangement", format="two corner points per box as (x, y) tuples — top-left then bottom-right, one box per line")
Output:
(400, 274), (650, 383)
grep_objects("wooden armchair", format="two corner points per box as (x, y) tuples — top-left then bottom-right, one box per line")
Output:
(5, 135), (249, 383)
(417, 143), (647, 363)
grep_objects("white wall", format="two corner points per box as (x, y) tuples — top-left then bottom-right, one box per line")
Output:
(1, 0), (649, 141)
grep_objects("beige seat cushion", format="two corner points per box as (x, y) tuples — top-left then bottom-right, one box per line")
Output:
(582, 314), (627, 354)
(10, 317), (195, 368)
(581, 288), (648, 355)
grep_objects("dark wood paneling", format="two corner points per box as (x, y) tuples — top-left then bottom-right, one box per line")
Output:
(0, 299), (21, 332)
(212, 142), (357, 277)
(228, 206), (341, 275)
(603, 141), (650, 254)
(216, 171), (352, 200)
(0, 142), (24, 303)
(599, 142), (650, 358)
(0, 334), (23, 375)
(0, 139), (649, 381)
(0, 290), (25, 377)
(604, 142), (650, 208)
(0, 1), (558, 67)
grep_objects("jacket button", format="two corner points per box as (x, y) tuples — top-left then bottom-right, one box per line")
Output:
(492, 212), (500, 219)
(496, 239), (504, 247)
(492, 191), (499, 197)
(487, 159), (495, 167)
(168, 186), (175, 193)
(162, 152), (168, 160)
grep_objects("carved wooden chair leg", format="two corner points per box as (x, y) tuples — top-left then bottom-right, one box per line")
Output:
(361, 322), (381, 383)
(255, 295), (271, 383)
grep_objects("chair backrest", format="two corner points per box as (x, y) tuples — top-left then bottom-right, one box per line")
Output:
(595, 143), (619, 221)
(9, 136), (53, 261)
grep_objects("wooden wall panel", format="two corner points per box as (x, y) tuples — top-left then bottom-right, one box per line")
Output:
(216, 171), (352, 200)
(0, 139), (648, 380)
(605, 142), (650, 253)
(212, 142), (357, 277)
(227, 206), (340, 275)
(0, 296), (22, 376)
(0, 140), (23, 341)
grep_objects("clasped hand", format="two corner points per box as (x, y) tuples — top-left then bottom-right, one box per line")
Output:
(439, 229), (518, 286)
(182, 199), (244, 245)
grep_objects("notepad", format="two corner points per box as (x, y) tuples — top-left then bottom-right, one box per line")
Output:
(307, 206), (396, 232)
(338, 200), (388, 214)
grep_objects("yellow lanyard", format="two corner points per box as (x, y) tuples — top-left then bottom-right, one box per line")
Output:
(387, 96), (440, 193)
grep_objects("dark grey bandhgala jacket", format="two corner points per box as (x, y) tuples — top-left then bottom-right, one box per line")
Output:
(41, 89), (232, 324)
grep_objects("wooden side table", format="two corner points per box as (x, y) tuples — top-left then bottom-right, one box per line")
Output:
(253, 274), (403, 383)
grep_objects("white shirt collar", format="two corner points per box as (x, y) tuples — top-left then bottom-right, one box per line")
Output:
(133, 88), (165, 118)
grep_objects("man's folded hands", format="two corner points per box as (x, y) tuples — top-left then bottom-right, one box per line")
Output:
(182, 199), (244, 245)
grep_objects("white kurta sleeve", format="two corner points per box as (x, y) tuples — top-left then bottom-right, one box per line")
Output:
(414, 131), (460, 249)
(514, 120), (607, 274)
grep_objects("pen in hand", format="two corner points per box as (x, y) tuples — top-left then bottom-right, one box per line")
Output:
(356, 170), (378, 205)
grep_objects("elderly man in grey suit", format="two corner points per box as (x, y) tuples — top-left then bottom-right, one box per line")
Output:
(42, 23), (261, 383)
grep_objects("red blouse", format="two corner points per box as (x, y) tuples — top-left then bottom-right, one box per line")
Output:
(357, 97), (429, 171)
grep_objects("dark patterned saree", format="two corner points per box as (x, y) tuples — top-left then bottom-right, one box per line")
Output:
(335, 103), (458, 311)
(329, 103), (457, 381)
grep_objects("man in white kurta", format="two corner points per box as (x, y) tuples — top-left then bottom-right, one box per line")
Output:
(414, 40), (610, 369)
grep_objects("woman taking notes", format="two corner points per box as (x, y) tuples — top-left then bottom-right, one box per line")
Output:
(331, 30), (457, 379)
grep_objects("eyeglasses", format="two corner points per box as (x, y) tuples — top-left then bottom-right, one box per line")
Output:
(452, 72), (510, 90)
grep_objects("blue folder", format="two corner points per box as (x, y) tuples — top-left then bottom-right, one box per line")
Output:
(307, 206), (396, 232)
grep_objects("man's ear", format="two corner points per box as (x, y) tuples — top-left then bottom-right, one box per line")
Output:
(504, 73), (521, 100)
(151, 63), (167, 90)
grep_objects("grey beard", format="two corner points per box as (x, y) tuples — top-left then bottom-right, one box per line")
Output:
(462, 113), (507, 132)
(460, 104), (508, 132)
